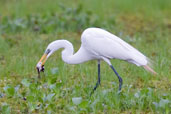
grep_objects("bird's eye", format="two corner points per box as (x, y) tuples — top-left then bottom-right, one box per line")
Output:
(45, 49), (51, 54)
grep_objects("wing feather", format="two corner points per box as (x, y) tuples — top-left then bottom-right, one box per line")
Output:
(81, 28), (148, 66)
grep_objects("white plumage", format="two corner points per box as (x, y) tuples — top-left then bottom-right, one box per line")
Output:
(36, 27), (157, 92)
(81, 28), (148, 66)
(37, 27), (156, 74)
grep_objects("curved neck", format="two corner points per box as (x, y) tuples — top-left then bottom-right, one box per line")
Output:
(47, 40), (91, 64)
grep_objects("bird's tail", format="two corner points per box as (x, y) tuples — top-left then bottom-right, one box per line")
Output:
(143, 65), (157, 75)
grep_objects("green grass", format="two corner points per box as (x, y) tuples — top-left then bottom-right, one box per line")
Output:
(0, 0), (171, 113)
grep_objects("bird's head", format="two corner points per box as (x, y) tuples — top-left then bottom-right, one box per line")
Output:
(36, 40), (63, 73)
(36, 49), (51, 72)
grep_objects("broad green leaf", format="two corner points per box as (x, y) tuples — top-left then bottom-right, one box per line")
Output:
(51, 67), (58, 74)
(49, 83), (56, 89)
(27, 95), (35, 102)
(14, 85), (20, 92)
(29, 83), (38, 94)
(79, 100), (89, 109)
(4, 86), (15, 96)
(152, 102), (158, 108)
(28, 102), (37, 112)
(46, 93), (55, 102)
(72, 97), (82, 105)
(134, 91), (140, 98)
(68, 106), (75, 111)
(1, 103), (11, 114)
(159, 99), (170, 108)
(21, 79), (30, 87)
(49, 77), (57, 84)
(0, 91), (5, 98)
(47, 110), (52, 114)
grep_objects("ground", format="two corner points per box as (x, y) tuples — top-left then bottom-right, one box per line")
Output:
(0, 0), (170, 113)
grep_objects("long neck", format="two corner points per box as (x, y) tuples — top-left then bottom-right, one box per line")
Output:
(49, 40), (91, 64)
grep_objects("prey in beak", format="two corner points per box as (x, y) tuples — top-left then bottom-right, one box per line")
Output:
(36, 49), (51, 78)
(36, 54), (47, 78)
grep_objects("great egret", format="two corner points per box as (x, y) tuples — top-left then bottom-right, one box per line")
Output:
(36, 27), (156, 93)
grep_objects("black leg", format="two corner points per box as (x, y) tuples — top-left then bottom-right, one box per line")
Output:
(110, 65), (123, 91)
(90, 61), (101, 96)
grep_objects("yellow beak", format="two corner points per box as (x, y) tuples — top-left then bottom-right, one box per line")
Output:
(39, 54), (47, 66)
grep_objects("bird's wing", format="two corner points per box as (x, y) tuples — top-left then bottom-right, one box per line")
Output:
(81, 28), (148, 66)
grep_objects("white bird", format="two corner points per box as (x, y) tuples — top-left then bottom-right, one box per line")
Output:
(36, 27), (157, 93)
